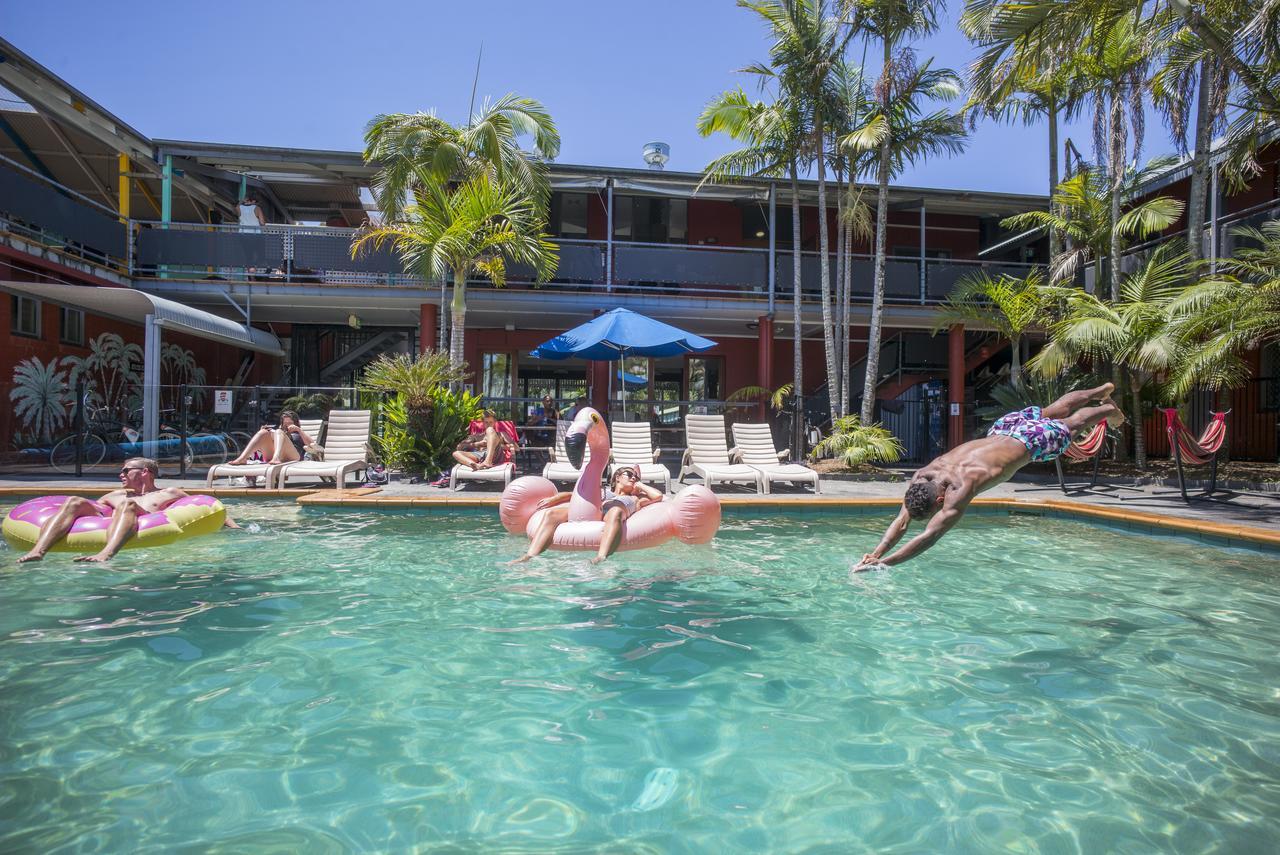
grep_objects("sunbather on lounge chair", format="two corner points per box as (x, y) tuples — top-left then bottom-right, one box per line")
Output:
(855, 383), (1123, 571)
(453, 410), (509, 471)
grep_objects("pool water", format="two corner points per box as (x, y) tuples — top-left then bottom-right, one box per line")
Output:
(3, 504), (1280, 852)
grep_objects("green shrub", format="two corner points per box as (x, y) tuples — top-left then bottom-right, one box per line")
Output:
(811, 416), (904, 467)
(373, 386), (482, 477)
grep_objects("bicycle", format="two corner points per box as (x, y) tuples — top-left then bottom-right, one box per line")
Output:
(49, 403), (228, 474)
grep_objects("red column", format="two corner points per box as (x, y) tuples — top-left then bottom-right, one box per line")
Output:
(418, 303), (437, 354)
(948, 324), (965, 449)
(591, 360), (609, 414)
(756, 314), (774, 420)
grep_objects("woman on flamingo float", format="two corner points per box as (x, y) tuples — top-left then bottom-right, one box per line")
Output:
(508, 465), (663, 565)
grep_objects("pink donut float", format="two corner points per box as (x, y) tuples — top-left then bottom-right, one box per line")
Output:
(3, 494), (226, 553)
(499, 408), (720, 551)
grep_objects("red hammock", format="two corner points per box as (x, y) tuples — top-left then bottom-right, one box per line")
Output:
(1062, 421), (1109, 462)
(1161, 409), (1229, 466)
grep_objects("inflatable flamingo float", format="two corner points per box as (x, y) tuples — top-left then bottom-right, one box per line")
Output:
(500, 407), (720, 551)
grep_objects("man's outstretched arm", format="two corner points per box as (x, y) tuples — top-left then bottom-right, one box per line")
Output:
(856, 505), (964, 570)
(860, 506), (912, 566)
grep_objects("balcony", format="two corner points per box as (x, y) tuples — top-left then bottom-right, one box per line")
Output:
(0, 158), (1041, 306)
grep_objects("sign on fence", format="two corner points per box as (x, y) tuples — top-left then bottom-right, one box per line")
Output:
(214, 389), (233, 414)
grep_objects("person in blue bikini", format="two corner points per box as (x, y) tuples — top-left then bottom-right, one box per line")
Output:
(855, 383), (1122, 570)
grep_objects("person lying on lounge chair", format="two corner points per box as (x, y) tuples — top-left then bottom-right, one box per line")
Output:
(854, 383), (1123, 571)
(452, 410), (510, 471)
(17, 457), (238, 564)
(229, 410), (314, 466)
(507, 466), (663, 566)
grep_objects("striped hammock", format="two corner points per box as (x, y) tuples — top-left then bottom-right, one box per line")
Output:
(1062, 420), (1108, 462)
(1161, 409), (1230, 466)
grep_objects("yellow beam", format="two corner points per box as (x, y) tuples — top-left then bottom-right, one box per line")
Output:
(117, 153), (129, 221)
(134, 177), (162, 217)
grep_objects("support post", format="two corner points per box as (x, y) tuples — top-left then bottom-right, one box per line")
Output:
(757, 314), (774, 421)
(419, 303), (438, 353)
(142, 314), (161, 445)
(74, 378), (85, 478)
(1208, 165), (1219, 274)
(238, 173), (248, 204)
(948, 324), (964, 449)
(161, 155), (173, 280)
(117, 154), (130, 222)
(767, 183), (777, 314)
(919, 202), (927, 304)
(179, 384), (189, 478)
(605, 178), (614, 290)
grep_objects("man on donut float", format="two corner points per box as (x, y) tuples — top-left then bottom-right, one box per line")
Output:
(16, 457), (238, 564)
(508, 465), (664, 565)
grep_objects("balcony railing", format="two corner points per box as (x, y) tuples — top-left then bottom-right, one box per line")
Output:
(0, 157), (1041, 305)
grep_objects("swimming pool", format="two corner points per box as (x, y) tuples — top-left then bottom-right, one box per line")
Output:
(3, 503), (1280, 851)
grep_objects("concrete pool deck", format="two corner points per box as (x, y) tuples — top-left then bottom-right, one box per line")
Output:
(2, 473), (1278, 551)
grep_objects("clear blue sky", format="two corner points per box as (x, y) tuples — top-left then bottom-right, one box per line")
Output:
(8, 0), (1166, 196)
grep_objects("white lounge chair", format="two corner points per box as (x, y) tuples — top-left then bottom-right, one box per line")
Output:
(276, 410), (371, 489)
(609, 421), (669, 492)
(542, 419), (590, 485)
(731, 422), (820, 494)
(206, 418), (324, 488)
(678, 414), (763, 492)
(449, 419), (518, 490)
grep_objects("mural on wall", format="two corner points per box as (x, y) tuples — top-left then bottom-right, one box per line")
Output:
(8, 333), (207, 445)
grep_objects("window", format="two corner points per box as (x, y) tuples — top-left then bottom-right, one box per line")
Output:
(10, 295), (40, 337)
(59, 307), (84, 345)
(551, 193), (589, 238)
(741, 205), (794, 246)
(687, 357), (723, 402)
(612, 196), (687, 243)
(481, 352), (513, 400)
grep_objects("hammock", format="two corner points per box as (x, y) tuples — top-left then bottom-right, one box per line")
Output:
(1160, 408), (1231, 501)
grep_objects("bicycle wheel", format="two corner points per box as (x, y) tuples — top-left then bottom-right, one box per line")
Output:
(157, 432), (193, 469)
(49, 433), (107, 474)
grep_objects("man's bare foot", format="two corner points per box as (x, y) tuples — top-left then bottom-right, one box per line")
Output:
(1106, 406), (1127, 427)
(1097, 382), (1114, 399)
(590, 555), (607, 565)
(16, 551), (44, 563)
(73, 553), (112, 563)
(506, 554), (533, 565)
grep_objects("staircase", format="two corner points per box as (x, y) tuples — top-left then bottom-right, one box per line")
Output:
(318, 329), (409, 386)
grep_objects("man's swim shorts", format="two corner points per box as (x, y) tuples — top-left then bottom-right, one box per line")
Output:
(987, 406), (1071, 462)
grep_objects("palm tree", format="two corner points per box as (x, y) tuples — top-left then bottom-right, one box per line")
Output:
(697, 87), (810, 434)
(359, 350), (470, 443)
(932, 269), (1053, 385)
(1030, 246), (1197, 468)
(741, 0), (851, 422)
(352, 174), (558, 367)
(842, 26), (966, 422)
(1164, 220), (1280, 398)
(363, 94), (560, 221)
(10, 356), (75, 442)
(1002, 162), (1185, 293)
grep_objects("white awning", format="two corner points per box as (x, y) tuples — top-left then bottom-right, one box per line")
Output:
(0, 280), (283, 355)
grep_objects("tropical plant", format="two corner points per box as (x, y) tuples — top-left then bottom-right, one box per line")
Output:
(842, 1), (966, 422)
(698, 87), (809, 430)
(1029, 246), (1202, 468)
(1163, 220), (1280, 398)
(810, 415), (904, 466)
(352, 176), (558, 367)
(10, 356), (75, 442)
(363, 94), (561, 222)
(1002, 162), (1185, 293)
(359, 350), (471, 433)
(373, 386), (482, 476)
(726, 382), (796, 411)
(737, 0), (851, 422)
(932, 269), (1054, 385)
(70, 332), (143, 419)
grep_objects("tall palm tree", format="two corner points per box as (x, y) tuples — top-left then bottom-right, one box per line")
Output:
(842, 31), (967, 422)
(363, 95), (560, 221)
(932, 269), (1053, 385)
(741, 0), (851, 422)
(697, 87), (810, 433)
(352, 175), (558, 367)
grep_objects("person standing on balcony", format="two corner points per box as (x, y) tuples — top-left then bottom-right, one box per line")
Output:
(238, 193), (266, 232)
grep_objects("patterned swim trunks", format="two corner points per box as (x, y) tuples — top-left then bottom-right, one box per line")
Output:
(988, 406), (1072, 462)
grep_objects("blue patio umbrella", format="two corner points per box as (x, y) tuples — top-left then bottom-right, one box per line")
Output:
(616, 369), (649, 389)
(529, 308), (716, 416)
